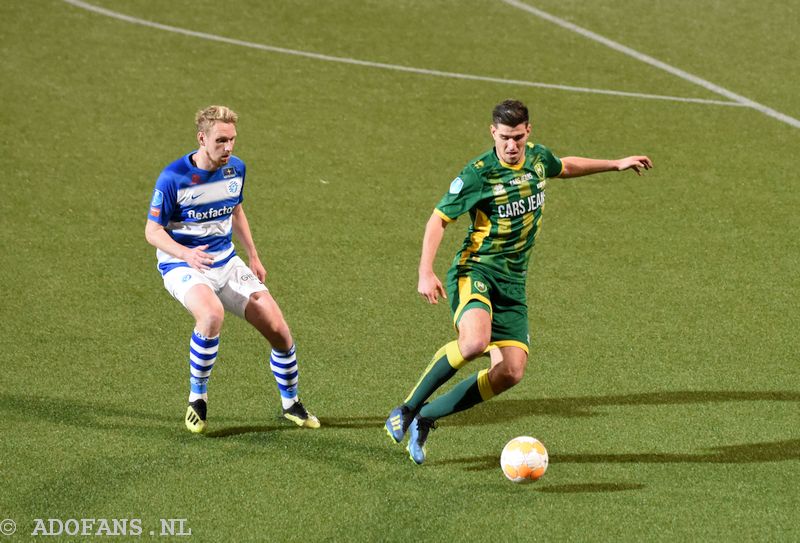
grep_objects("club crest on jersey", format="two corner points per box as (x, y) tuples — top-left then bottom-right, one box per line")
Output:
(227, 179), (240, 194)
(223, 167), (236, 178)
(449, 176), (464, 194)
(474, 280), (487, 293)
(533, 162), (546, 181)
(492, 184), (506, 196)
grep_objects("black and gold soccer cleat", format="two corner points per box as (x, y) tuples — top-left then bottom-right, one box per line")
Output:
(282, 401), (320, 429)
(185, 399), (208, 434)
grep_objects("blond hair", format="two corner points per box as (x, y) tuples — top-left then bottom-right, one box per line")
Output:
(195, 105), (238, 134)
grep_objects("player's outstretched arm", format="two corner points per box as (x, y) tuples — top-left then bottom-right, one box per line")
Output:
(558, 155), (653, 178)
(418, 213), (449, 304)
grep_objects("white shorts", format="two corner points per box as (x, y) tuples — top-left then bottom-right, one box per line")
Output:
(162, 255), (269, 318)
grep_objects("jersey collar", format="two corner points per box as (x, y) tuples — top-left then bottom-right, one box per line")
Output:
(496, 150), (526, 171)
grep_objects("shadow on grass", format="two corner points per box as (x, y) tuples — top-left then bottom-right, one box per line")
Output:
(4, 390), (796, 444)
(0, 392), (285, 438)
(552, 439), (800, 464)
(0, 392), (174, 429)
(329, 390), (800, 433)
(438, 437), (800, 473)
(430, 390), (799, 474)
(205, 424), (288, 438)
(320, 416), (386, 429)
(534, 483), (646, 493)
(446, 389), (800, 425)
(205, 415), (387, 437)
(0, 389), (393, 440)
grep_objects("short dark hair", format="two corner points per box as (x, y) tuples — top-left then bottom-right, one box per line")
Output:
(492, 100), (529, 127)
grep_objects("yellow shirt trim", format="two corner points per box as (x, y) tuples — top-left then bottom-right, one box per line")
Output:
(433, 208), (454, 223)
(499, 157), (525, 171)
(489, 340), (529, 354)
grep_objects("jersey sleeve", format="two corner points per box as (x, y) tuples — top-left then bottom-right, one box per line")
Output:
(147, 172), (177, 226)
(434, 166), (483, 222)
(539, 145), (563, 178)
(237, 162), (246, 205)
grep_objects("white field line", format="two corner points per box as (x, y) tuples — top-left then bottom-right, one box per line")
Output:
(61, 0), (745, 108)
(502, 0), (799, 129)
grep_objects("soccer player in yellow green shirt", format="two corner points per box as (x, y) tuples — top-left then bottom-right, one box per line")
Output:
(385, 99), (653, 464)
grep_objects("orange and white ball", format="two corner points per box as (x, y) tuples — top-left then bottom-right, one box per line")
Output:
(500, 436), (549, 483)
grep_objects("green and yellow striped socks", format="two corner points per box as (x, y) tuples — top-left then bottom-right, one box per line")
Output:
(404, 341), (468, 412)
(418, 368), (495, 420)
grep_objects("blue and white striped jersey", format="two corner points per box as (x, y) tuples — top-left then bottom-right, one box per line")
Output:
(147, 152), (246, 275)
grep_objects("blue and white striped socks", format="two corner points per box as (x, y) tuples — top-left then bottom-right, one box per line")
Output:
(270, 345), (299, 409)
(188, 330), (219, 403)
(186, 333), (300, 410)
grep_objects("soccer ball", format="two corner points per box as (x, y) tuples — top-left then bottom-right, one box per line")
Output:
(500, 436), (548, 483)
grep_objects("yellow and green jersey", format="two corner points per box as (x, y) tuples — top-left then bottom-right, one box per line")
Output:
(434, 142), (563, 282)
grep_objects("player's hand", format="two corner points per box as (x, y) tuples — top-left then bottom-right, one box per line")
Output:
(249, 255), (267, 282)
(617, 156), (653, 175)
(184, 244), (213, 271)
(418, 271), (447, 304)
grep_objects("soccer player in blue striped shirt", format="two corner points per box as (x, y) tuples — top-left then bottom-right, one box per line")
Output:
(145, 105), (319, 433)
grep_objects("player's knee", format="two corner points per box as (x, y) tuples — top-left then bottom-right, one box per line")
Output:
(250, 305), (292, 349)
(196, 307), (224, 336)
(270, 321), (293, 350)
(458, 337), (491, 361)
(493, 361), (527, 391)
(506, 363), (526, 386)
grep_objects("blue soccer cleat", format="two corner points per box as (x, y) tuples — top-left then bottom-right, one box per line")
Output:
(406, 416), (436, 465)
(385, 405), (414, 443)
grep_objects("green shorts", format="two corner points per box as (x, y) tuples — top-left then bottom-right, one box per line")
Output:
(445, 267), (530, 352)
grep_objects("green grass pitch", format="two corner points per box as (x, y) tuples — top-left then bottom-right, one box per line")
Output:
(1, 1), (798, 541)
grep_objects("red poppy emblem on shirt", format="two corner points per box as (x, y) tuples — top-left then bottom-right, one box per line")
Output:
(191, 174), (201, 184)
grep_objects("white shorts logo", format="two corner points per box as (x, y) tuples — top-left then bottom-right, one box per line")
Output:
(163, 257), (268, 319)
